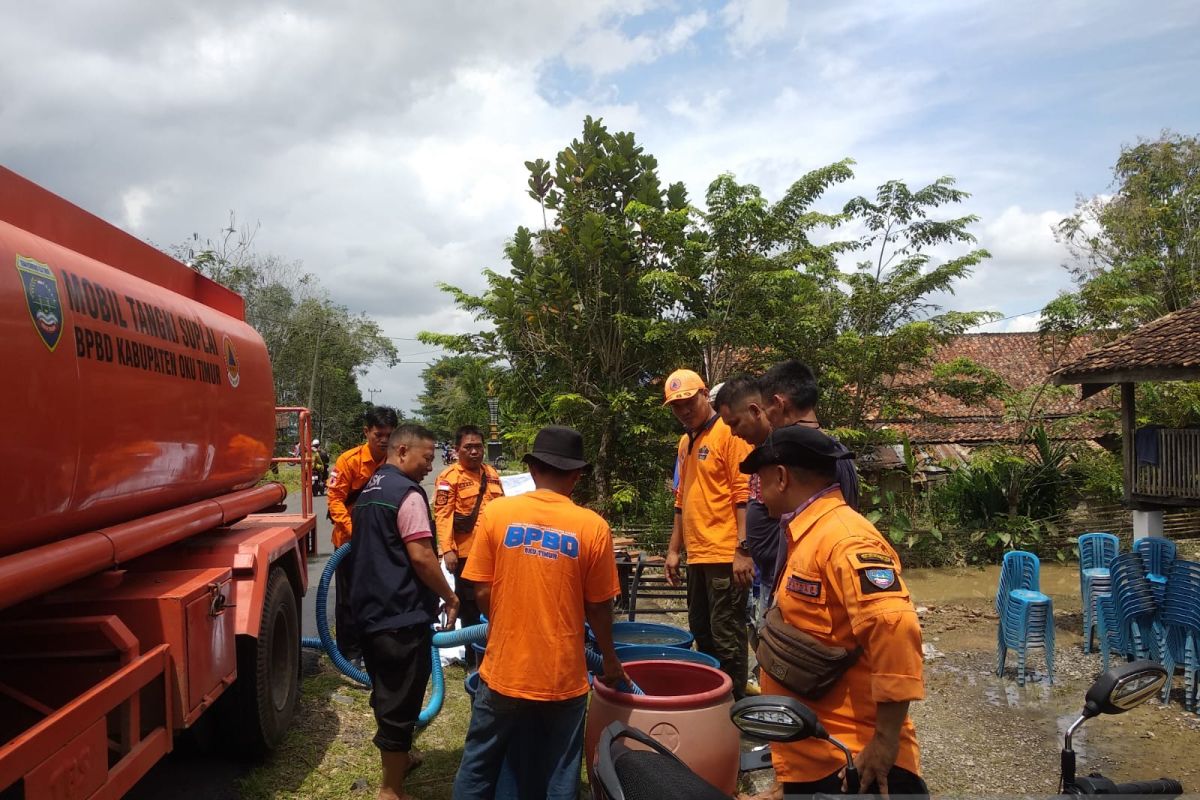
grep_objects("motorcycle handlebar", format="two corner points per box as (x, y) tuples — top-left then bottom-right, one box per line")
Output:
(1108, 778), (1183, 795)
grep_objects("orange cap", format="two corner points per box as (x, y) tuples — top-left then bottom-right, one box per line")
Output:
(663, 369), (706, 405)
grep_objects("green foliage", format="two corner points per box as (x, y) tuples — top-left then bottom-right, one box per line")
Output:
(422, 117), (680, 515)
(1069, 446), (1123, 504)
(424, 118), (1001, 526)
(829, 177), (998, 428)
(1051, 131), (1200, 332)
(176, 216), (398, 452)
(417, 355), (504, 441)
(1042, 131), (1200, 428)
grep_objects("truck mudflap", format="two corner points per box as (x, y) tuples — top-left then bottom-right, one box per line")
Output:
(0, 616), (173, 799)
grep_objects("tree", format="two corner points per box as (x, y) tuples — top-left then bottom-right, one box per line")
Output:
(642, 165), (855, 383)
(828, 177), (997, 430)
(177, 217), (398, 451)
(422, 117), (681, 513)
(1041, 131), (1200, 428)
(418, 355), (504, 441)
(1045, 131), (1200, 334)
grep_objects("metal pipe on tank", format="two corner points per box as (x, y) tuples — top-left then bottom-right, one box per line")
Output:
(0, 484), (287, 611)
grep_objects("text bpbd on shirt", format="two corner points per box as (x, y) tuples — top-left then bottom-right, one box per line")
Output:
(503, 524), (580, 560)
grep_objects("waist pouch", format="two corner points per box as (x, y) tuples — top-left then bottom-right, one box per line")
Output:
(756, 606), (861, 699)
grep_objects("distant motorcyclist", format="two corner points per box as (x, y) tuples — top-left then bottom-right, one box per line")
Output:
(313, 438), (331, 483)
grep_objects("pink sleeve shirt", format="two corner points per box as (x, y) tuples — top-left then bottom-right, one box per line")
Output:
(396, 491), (434, 543)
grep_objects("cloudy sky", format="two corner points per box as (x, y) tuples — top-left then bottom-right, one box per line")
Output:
(4, 0), (1198, 412)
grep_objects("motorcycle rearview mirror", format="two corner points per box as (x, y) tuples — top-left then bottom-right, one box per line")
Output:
(730, 696), (823, 743)
(1060, 660), (1168, 793)
(1082, 660), (1167, 718)
(732, 696), (862, 792)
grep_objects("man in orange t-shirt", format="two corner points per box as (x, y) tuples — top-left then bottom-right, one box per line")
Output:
(742, 425), (926, 798)
(663, 368), (754, 697)
(453, 426), (628, 800)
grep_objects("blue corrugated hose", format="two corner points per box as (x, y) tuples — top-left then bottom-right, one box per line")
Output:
(299, 543), (489, 725)
(302, 543), (640, 726)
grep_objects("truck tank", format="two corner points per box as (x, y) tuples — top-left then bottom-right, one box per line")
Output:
(0, 167), (276, 556)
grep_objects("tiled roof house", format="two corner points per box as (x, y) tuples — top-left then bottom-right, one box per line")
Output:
(870, 332), (1111, 445)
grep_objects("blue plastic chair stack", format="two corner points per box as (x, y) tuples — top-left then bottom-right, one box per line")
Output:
(1158, 559), (1200, 711)
(996, 550), (1055, 686)
(1095, 552), (1158, 670)
(1078, 532), (1119, 653)
(1135, 537), (1177, 605)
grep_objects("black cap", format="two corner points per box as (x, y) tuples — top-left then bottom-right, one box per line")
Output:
(739, 425), (853, 474)
(522, 425), (590, 471)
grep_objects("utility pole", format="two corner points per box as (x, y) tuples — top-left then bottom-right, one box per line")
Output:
(367, 388), (382, 405)
(306, 320), (326, 411)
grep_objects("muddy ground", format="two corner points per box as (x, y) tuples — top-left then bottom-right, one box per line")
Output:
(228, 561), (1200, 798)
(903, 563), (1200, 795)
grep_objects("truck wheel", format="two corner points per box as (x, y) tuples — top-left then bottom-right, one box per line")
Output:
(221, 568), (300, 756)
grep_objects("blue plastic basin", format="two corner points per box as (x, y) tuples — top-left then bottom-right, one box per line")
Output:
(615, 644), (718, 668)
(612, 621), (694, 649)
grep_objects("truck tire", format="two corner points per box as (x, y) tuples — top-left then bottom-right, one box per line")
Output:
(220, 567), (300, 756)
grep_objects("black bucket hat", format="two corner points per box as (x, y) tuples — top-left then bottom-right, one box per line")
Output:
(522, 425), (591, 471)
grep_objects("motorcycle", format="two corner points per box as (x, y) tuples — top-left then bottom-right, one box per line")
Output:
(592, 660), (1181, 799)
(311, 466), (326, 496)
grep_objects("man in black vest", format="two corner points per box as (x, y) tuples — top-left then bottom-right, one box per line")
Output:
(350, 423), (459, 800)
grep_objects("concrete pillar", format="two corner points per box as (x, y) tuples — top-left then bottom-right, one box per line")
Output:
(1132, 509), (1164, 540)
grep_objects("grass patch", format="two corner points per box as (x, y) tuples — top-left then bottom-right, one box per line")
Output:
(239, 659), (475, 799)
(259, 464), (304, 494)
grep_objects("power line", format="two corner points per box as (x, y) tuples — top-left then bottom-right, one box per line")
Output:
(971, 308), (1044, 328)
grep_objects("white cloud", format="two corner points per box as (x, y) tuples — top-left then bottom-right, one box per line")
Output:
(2, 0), (1195, 414)
(722, 0), (789, 52)
(566, 10), (708, 74)
(981, 205), (1067, 266)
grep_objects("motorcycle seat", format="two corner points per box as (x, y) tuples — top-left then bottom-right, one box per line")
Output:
(611, 748), (729, 800)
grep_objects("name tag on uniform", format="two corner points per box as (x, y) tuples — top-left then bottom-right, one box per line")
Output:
(786, 574), (821, 598)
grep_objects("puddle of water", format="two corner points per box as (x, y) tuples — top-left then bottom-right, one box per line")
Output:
(906, 563), (1083, 612)
(1057, 711), (1089, 759)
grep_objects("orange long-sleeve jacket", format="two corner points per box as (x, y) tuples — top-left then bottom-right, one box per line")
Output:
(327, 443), (386, 548)
(763, 491), (925, 783)
(433, 461), (504, 558)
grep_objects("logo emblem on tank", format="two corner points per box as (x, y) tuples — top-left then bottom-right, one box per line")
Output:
(16, 255), (63, 352)
(223, 335), (241, 388)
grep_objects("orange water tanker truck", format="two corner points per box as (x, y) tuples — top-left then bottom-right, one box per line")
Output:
(0, 165), (317, 798)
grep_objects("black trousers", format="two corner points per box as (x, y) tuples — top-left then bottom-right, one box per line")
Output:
(456, 557), (483, 668)
(335, 557), (361, 660)
(783, 765), (929, 797)
(686, 562), (749, 699)
(362, 626), (433, 752)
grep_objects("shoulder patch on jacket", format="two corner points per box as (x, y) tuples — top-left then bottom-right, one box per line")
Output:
(858, 568), (901, 595)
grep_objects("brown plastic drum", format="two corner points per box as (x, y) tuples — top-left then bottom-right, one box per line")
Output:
(585, 660), (740, 794)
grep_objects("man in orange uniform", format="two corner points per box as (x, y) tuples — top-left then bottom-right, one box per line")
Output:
(434, 424), (504, 668)
(663, 368), (754, 698)
(327, 405), (398, 663)
(453, 426), (628, 800)
(741, 425), (926, 797)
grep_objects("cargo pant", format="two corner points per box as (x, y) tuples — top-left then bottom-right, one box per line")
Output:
(687, 562), (749, 699)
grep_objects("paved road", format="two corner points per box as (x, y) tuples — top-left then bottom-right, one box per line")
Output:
(126, 455), (446, 799)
